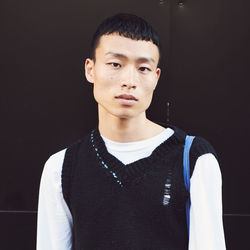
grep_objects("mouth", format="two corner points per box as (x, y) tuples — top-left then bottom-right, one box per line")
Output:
(115, 94), (138, 101)
(115, 94), (138, 106)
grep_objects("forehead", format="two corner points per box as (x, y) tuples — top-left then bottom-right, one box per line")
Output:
(95, 34), (159, 62)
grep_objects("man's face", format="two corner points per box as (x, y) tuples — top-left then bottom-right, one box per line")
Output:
(85, 33), (161, 119)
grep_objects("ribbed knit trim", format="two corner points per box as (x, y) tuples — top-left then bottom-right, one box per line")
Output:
(89, 125), (186, 186)
(62, 139), (81, 209)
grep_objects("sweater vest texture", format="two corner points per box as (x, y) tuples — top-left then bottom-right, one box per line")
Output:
(62, 124), (217, 250)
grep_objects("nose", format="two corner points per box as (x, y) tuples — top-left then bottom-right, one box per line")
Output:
(121, 66), (137, 90)
(121, 83), (136, 89)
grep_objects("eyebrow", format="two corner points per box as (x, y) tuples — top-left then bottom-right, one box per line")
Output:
(105, 52), (156, 64)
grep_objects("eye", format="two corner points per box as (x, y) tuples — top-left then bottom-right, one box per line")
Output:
(109, 62), (121, 68)
(139, 66), (151, 72)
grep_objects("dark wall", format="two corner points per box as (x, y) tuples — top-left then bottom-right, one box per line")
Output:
(1, 0), (249, 249)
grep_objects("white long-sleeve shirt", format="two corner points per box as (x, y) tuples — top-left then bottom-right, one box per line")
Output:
(37, 128), (226, 250)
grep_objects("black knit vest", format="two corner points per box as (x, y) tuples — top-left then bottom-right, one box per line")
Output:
(62, 125), (217, 250)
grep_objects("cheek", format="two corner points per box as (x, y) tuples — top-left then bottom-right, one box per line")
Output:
(95, 70), (118, 87)
(142, 78), (157, 94)
(93, 74), (118, 101)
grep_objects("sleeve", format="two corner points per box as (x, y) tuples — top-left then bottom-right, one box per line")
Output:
(36, 149), (73, 250)
(188, 153), (226, 250)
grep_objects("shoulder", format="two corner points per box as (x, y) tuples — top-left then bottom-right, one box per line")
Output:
(42, 148), (67, 183)
(43, 131), (92, 175)
(168, 124), (219, 175)
(46, 148), (67, 164)
(190, 136), (217, 159)
(189, 136), (219, 176)
(165, 124), (217, 158)
(45, 148), (67, 170)
(165, 123), (220, 176)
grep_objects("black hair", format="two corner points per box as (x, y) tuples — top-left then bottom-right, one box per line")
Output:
(90, 13), (161, 66)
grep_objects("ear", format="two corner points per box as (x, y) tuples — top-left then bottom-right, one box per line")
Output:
(153, 67), (161, 89)
(85, 58), (95, 83)
(156, 67), (161, 81)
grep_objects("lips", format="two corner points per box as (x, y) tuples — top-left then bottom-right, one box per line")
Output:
(115, 94), (138, 101)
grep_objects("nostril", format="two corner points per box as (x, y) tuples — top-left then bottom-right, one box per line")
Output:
(121, 83), (136, 89)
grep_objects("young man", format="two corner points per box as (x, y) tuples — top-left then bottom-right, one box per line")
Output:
(37, 13), (226, 249)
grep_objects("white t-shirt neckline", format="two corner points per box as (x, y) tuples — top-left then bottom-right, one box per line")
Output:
(101, 128), (174, 165)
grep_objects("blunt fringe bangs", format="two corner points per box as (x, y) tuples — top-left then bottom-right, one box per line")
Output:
(90, 13), (161, 63)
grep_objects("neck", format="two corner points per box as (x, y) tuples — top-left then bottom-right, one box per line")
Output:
(98, 107), (165, 142)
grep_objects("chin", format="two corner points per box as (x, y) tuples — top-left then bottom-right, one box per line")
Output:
(116, 113), (134, 119)
(111, 109), (135, 119)
(101, 104), (143, 120)
(115, 109), (145, 120)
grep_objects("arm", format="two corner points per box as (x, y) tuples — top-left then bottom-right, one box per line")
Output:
(36, 149), (73, 250)
(189, 153), (226, 250)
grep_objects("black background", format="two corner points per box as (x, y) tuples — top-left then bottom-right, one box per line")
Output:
(1, 0), (249, 249)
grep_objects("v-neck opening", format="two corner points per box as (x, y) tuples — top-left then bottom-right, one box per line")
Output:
(89, 124), (186, 186)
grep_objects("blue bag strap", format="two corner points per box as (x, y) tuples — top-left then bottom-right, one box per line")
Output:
(183, 135), (195, 236)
